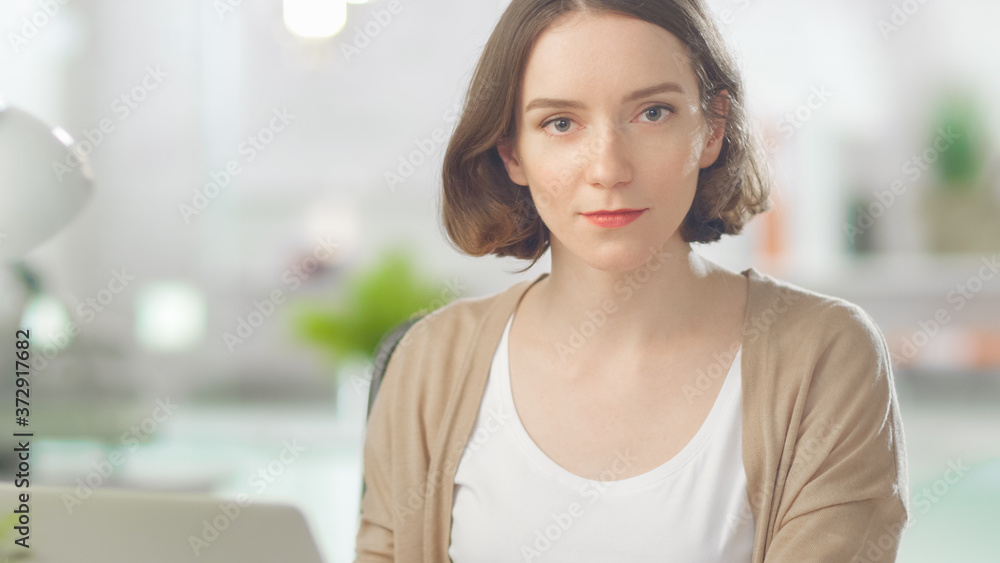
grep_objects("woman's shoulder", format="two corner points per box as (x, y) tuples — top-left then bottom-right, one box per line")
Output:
(742, 268), (899, 445)
(380, 275), (537, 387)
(744, 268), (900, 454)
(399, 275), (537, 347)
(372, 275), (539, 427)
(744, 267), (892, 367)
(743, 269), (911, 545)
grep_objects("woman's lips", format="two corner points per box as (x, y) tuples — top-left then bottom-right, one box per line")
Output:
(581, 209), (647, 228)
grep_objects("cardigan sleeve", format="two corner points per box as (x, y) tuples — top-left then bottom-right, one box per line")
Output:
(764, 303), (911, 561)
(354, 360), (397, 562)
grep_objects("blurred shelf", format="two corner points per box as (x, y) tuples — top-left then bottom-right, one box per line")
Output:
(896, 366), (1000, 404)
(10, 403), (364, 563)
(789, 252), (1000, 298)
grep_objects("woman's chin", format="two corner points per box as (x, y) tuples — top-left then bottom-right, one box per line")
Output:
(575, 241), (672, 273)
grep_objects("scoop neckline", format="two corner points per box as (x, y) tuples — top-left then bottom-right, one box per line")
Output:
(497, 309), (743, 495)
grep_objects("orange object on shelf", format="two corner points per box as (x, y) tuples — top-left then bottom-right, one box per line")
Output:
(886, 326), (1000, 373)
(757, 181), (789, 278)
(762, 188), (785, 257)
(970, 330), (1000, 369)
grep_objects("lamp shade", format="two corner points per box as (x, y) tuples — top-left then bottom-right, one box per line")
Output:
(0, 102), (93, 261)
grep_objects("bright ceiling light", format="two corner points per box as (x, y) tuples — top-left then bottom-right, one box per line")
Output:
(135, 281), (206, 353)
(20, 294), (72, 351)
(283, 0), (348, 38)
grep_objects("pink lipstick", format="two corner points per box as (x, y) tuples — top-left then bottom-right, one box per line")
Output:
(580, 208), (647, 228)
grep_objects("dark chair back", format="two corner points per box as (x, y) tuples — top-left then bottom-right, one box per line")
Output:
(365, 314), (426, 422)
(359, 314), (426, 511)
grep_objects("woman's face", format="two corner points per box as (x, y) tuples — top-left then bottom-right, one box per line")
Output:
(498, 11), (728, 272)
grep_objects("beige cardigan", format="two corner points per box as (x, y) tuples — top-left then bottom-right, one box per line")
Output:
(355, 267), (911, 562)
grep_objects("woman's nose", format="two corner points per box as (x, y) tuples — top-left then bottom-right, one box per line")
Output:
(582, 124), (633, 190)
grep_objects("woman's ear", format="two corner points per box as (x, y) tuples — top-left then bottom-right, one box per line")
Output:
(496, 139), (529, 186)
(698, 89), (731, 169)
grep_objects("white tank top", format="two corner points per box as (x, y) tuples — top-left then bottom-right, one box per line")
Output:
(449, 311), (755, 562)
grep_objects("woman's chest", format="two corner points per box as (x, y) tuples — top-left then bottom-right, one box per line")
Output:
(506, 348), (733, 481)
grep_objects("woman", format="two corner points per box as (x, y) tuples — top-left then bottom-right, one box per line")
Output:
(356, 1), (910, 561)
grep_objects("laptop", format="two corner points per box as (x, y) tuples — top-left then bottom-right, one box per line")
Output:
(0, 482), (325, 562)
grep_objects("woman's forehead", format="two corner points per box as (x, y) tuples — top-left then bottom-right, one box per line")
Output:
(521, 12), (699, 108)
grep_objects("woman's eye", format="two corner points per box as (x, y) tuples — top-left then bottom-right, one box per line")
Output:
(541, 105), (673, 136)
(641, 105), (674, 122)
(542, 117), (573, 135)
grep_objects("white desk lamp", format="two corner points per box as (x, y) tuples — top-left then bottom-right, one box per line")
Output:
(0, 100), (93, 262)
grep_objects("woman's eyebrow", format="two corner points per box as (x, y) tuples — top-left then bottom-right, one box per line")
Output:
(524, 81), (686, 113)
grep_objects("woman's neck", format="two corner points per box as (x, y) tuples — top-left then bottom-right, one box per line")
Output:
(522, 237), (745, 361)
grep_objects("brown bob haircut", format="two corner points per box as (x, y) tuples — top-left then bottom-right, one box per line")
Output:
(441, 0), (772, 273)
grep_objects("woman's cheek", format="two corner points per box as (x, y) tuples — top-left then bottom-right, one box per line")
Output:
(529, 182), (559, 225)
(683, 127), (709, 176)
(533, 162), (575, 211)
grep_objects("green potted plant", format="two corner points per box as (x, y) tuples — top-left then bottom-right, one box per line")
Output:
(918, 89), (1000, 253)
(289, 244), (457, 419)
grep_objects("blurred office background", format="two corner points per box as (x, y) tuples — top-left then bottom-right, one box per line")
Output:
(1, 0), (998, 561)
